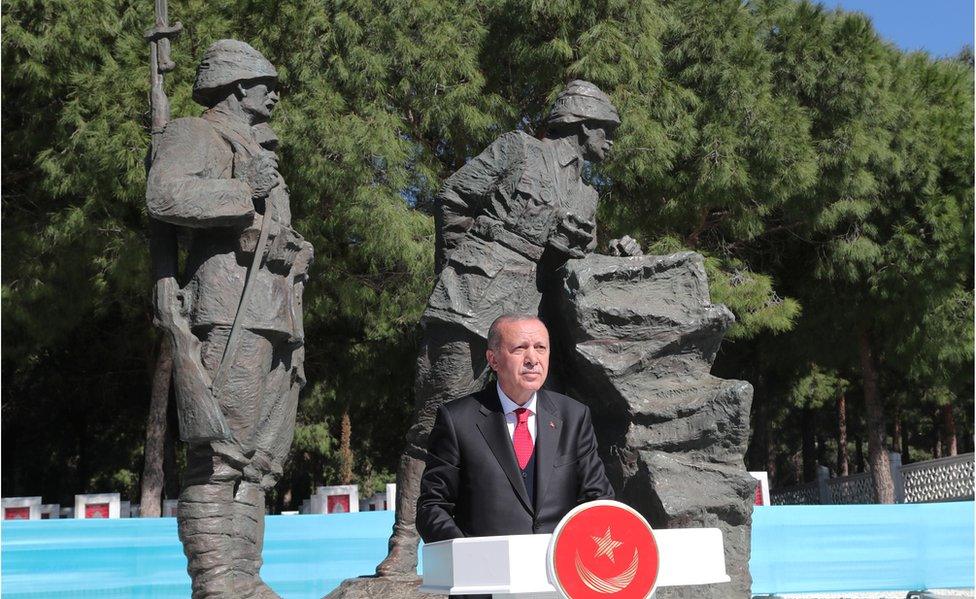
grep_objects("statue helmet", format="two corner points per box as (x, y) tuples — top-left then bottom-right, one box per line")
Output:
(193, 39), (278, 106)
(546, 80), (621, 130)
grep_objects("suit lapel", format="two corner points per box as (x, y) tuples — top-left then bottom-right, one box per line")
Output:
(475, 387), (533, 514)
(534, 390), (562, 513)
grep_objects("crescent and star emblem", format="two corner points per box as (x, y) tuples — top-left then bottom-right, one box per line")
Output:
(574, 526), (639, 593)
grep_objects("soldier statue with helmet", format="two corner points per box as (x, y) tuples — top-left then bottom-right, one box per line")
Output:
(146, 39), (312, 598)
(377, 79), (641, 577)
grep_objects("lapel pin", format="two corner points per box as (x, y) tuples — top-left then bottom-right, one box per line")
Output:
(549, 421), (555, 428)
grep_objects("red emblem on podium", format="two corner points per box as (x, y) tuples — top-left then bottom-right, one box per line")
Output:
(547, 500), (659, 599)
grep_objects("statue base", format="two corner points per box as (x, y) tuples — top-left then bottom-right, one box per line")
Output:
(323, 574), (440, 599)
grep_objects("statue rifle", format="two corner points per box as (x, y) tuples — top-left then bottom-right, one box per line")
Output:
(145, 0), (181, 158)
(210, 191), (275, 395)
(145, 1), (232, 444)
(144, 0), (183, 291)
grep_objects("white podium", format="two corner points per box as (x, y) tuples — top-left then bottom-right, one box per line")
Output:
(420, 529), (729, 598)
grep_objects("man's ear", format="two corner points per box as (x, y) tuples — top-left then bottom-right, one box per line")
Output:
(579, 122), (592, 140)
(485, 349), (496, 371)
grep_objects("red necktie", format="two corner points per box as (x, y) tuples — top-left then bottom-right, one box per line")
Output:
(513, 407), (534, 470)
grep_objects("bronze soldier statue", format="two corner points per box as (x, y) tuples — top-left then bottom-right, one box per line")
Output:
(146, 39), (312, 598)
(378, 80), (638, 576)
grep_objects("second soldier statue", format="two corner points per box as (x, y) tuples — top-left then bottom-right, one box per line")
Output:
(146, 40), (312, 599)
(378, 80), (630, 577)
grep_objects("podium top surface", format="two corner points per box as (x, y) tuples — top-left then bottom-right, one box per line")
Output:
(420, 526), (729, 597)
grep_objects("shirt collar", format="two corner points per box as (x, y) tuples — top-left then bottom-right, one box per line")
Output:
(554, 137), (582, 168)
(496, 382), (537, 415)
(204, 107), (257, 144)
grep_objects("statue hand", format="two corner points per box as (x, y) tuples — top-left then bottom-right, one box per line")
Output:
(608, 235), (643, 257)
(238, 211), (277, 254)
(152, 277), (185, 333)
(550, 212), (595, 259)
(246, 152), (280, 203)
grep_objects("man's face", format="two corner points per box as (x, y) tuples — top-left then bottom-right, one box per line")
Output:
(580, 123), (615, 162)
(240, 78), (279, 121)
(486, 319), (550, 404)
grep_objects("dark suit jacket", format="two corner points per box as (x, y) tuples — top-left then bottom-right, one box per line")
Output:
(417, 386), (614, 543)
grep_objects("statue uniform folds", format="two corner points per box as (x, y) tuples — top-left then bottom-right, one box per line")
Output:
(146, 40), (311, 599)
(379, 80), (629, 576)
(426, 128), (600, 334)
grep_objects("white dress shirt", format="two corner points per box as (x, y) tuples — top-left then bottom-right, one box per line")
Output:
(497, 383), (537, 443)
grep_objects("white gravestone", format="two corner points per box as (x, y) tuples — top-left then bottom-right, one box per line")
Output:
(310, 485), (359, 514)
(360, 491), (385, 512)
(749, 471), (771, 506)
(74, 493), (121, 519)
(2, 497), (42, 520)
(39, 504), (61, 519)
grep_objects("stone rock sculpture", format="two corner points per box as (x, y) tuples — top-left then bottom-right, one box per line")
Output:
(146, 39), (312, 599)
(550, 252), (755, 599)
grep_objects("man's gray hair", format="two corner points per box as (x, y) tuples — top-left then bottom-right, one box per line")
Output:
(486, 313), (546, 350)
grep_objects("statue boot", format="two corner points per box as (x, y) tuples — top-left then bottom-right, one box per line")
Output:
(234, 481), (280, 599)
(378, 326), (490, 578)
(375, 452), (423, 577)
(178, 480), (240, 599)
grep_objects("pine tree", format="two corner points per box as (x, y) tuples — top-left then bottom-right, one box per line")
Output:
(2, 0), (971, 508)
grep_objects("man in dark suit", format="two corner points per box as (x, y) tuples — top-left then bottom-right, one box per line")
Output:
(416, 314), (613, 545)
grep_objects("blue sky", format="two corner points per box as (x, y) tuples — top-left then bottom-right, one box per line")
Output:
(822, 1), (974, 57)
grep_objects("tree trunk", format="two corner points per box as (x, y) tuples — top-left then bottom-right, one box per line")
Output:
(339, 408), (353, 485)
(816, 433), (829, 472)
(282, 486), (292, 512)
(140, 336), (173, 517)
(163, 397), (180, 500)
(310, 452), (320, 490)
(790, 451), (802, 485)
(942, 403), (958, 456)
(933, 409), (943, 459)
(837, 393), (849, 477)
(801, 408), (817, 482)
(746, 375), (768, 474)
(857, 327), (894, 503)
(892, 410), (902, 454)
(901, 423), (910, 464)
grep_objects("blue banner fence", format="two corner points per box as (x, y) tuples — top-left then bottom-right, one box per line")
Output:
(2, 502), (972, 598)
